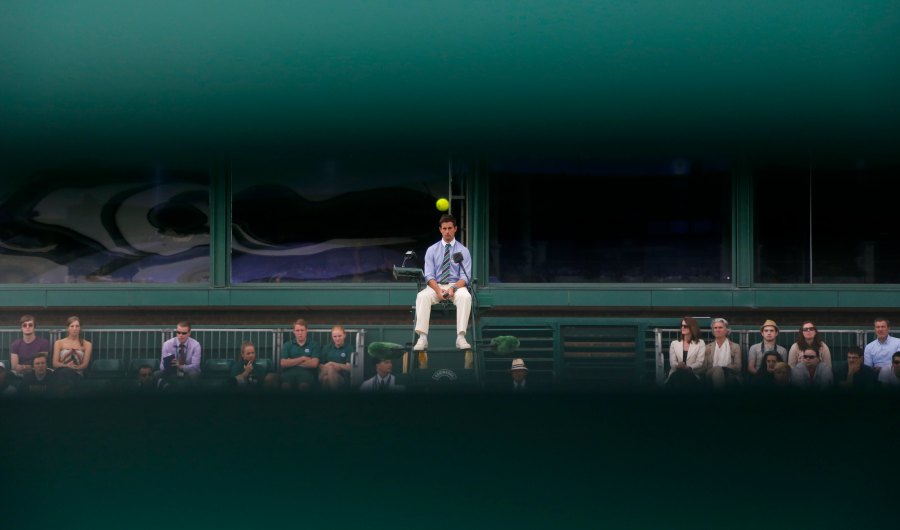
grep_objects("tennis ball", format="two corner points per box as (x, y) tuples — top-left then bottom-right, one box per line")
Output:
(436, 198), (450, 211)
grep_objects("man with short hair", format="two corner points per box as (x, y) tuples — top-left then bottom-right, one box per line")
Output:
(280, 319), (322, 391)
(21, 353), (55, 395)
(834, 346), (877, 390)
(160, 321), (202, 380)
(359, 358), (403, 392)
(135, 364), (168, 393)
(9, 314), (51, 377)
(790, 348), (833, 389)
(413, 214), (473, 352)
(864, 318), (900, 372)
(877, 351), (900, 387)
(747, 320), (788, 375)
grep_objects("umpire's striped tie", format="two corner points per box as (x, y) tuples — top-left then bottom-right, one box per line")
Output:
(438, 243), (452, 284)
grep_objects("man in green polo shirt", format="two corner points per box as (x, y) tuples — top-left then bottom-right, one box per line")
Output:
(280, 319), (322, 391)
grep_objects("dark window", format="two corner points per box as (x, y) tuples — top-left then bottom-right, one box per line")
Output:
(755, 163), (900, 284)
(0, 166), (210, 283)
(231, 157), (450, 283)
(489, 158), (732, 283)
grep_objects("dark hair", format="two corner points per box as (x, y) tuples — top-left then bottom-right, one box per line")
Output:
(681, 317), (701, 344)
(795, 321), (825, 352)
(762, 350), (783, 364)
(892, 351), (900, 362)
(176, 321), (192, 330)
(138, 364), (154, 372)
(874, 317), (891, 327)
(439, 214), (457, 227)
(846, 346), (862, 357)
(20, 314), (35, 325)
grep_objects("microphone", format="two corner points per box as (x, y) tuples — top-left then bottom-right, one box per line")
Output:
(452, 252), (463, 263)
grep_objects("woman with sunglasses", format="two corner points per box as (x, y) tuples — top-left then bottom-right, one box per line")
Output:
(787, 321), (832, 368)
(666, 316), (706, 388)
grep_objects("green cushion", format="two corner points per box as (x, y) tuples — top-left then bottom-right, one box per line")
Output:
(490, 336), (520, 355)
(367, 342), (407, 360)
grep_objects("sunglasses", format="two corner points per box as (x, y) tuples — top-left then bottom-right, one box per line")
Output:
(802, 354), (817, 359)
(802, 327), (816, 332)
(21, 322), (34, 328)
(680, 324), (689, 328)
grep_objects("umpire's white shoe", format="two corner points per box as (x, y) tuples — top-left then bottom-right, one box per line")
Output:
(413, 336), (429, 351)
(456, 336), (472, 350)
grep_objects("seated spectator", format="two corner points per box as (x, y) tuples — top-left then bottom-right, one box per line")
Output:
(231, 341), (270, 391)
(319, 326), (353, 391)
(877, 351), (900, 387)
(134, 364), (169, 393)
(703, 317), (742, 388)
(834, 346), (878, 390)
(280, 319), (321, 391)
(752, 351), (783, 387)
(864, 318), (900, 373)
(665, 317), (705, 389)
(510, 358), (529, 392)
(21, 353), (56, 396)
(160, 321), (202, 385)
(790, 348), (833, 389)
(52, 316), (93, 392)
(787, 321), (832, 367)
(10, 314), (51, 378)
(0, 361), (18, 396)
(773, 362), (792, 388)
(747, 320), (787, 376)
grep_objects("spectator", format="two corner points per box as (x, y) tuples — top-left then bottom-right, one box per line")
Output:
(319, 325), (353, 391)
(752, 351), (783, 387)
(280, 319), (321, 391)
(231, 341), (269, 391)
(834, 346), (878, 390)
(135, 364), (168, 393)
(747, 320), (787, 376)
(21, 353), (56, 396)
(10, 314), (51, 378)
(703, 317), (742, 388)
(787, 321), (832, 368)
(864, 318), (900, 373)
(790, 348), (833, 389)
(773, 362), (792, 388)
(160, 321), (202, 383)
(52, 316), (93, 391)
(665, 317), (705, 388)
(510, 358), (529, 392)
(0, 361), (18, 396)
(877, 351), (900, 387)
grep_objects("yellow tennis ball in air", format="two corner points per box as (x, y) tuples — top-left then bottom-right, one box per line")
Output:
(436, 198), (450, 211)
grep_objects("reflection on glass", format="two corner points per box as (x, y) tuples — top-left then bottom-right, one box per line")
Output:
(231, 158), (449, 282)
(0, 167), (210, 283)
(489, 158), (732, 283)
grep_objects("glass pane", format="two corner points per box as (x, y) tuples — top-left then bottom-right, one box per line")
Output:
(231, 156), (449, 283)
(0, 165), (210, 283)
(753, 167), (810, 283)
(812, 165), (900, 283)
(489, 158), (732, 283)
